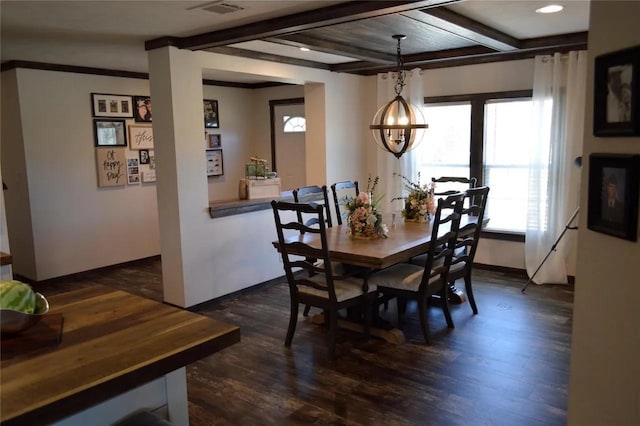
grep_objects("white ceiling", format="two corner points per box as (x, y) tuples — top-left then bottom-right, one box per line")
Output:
(0, 0), (590, 82)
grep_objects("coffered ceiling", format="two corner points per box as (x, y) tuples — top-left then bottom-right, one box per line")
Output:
(1, 1), (590, 82)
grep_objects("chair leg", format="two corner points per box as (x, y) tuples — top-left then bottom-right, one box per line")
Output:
(303, 304), (311, 317)
(464, 272), (478, 314)
(327, 309), (337, 361)
(417, 294), (431, 345)
(441, 284), (454, 329)
(285, 299), (299, 347)
(396, 296), (406, 326)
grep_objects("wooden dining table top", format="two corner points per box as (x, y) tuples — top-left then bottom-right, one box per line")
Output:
(273, 215), (485, 270)
(0, 285), (240, 426)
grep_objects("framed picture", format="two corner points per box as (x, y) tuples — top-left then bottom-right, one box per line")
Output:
(128, 125), (154, 150)
(133, 95), (152, 122)
(206, 149), (223, 176)
(207, 133), (221, 149)
(95, 147), (126, 187)
(593, 45), (640, 136)
(587, 153), (640, 241)
(91, 93), (133, 118)
(204, 99), (219, 128)
(139, 149), (150, 164)
(94, 119), (127, 147)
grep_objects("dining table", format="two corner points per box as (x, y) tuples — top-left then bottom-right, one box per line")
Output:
(273, 214), (488, 344)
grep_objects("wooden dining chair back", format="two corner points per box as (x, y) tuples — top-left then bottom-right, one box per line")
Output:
(271, 200), (377, 360)
(293, 185), (332, 228)
(368, 193), (465, 344)
(331, 180), (359, 225)
(431, 176), (477, 200)
(446, 186), (490, 314)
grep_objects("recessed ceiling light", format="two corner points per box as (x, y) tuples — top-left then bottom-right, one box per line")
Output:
(300, 47), (310, 52)
(536, 5), (564, 14)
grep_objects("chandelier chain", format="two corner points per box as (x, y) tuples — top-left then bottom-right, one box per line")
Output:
(395, 36), (406, 96)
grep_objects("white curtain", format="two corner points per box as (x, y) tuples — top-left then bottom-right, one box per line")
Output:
(375, 69), (424, 215)
(526, 51), (587, 284)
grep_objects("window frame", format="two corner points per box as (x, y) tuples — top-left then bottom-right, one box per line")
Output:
(424, 90), (533, 242)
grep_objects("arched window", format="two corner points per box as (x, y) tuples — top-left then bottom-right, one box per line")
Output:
(283, 115), (306, 133)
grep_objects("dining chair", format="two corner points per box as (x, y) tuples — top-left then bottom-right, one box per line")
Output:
(293, 185), (332, 228)
(368, 193), (465, 344)
(412, 186), (489, 314)
(431, 176), (477, 198)
(271, 200), (377, 360)
(330, 180), (359, 225)
(445, 186), (490, 314)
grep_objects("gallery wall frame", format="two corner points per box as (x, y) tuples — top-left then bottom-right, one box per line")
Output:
(94, 119), (127, 147)
(133, 95), (152, 122)
(91, 93), (133, 118)
(96, 147), (127, 187)
(593, 45), (640, 136)
(128, 125), (154, 150)
(587, 153), (640, 241)
(207, 133), (221, 149)
(206, 149), (224, 176)
(204, 99), (219, 128)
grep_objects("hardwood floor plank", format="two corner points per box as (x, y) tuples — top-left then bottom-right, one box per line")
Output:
(31, 258), (573, 425)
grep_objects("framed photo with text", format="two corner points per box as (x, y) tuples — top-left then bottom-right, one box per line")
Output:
(593, 45), (640, 136)
(91, 93), (133, 118)
(587, 153), (640, 241)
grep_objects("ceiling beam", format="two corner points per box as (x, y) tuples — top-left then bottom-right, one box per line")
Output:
(146, 0), (460, 51)
(402, 8), (521, 51)
(331, 33), (587, 74)
(266, 34), (397, 64)
(204, 46), (332, 70)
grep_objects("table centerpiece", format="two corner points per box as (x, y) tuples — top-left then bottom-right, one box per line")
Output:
(395, 172), (436, 223)
(345, 175), (388, 239)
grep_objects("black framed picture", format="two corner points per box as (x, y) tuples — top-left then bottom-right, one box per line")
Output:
(133, 95), (152, 122)
(93, 119), (127, 147)
(204, 99), (219, 128)
(593, 45), (640, 136)
(91, 93), (133, 118)
(587, 153), (640, 241)
(139, 149), (150, 165)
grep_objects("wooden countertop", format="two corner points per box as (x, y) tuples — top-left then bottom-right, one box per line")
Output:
(209, 192), (293, 218)
(0, 285), (240, 425)
(0, 251), (12, 266)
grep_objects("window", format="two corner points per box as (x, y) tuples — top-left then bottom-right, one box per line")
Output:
(283, 115), (306, 133)
(418, 102), (471, 180)
(419, 90), (533, 236)
(483, 99), (535, 232)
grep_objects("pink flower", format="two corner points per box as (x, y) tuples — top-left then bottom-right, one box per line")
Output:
(356, 192), (370, 205)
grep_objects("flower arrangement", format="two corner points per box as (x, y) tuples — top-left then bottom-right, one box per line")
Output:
(344, 175), (388, 239)
(394, 172), (436, 223)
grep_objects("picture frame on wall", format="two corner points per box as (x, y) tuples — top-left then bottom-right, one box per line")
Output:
(91, 93), (133, 118)
(587, 153), (640, 241)
(207, 133), (221, 149)
(593, 45), (640, 136)
(204, 99), (219, 128)
(139, 149), (150, 165)
(128, 125), (154, 150)
(94, 119), (127, 147)
(133, 95), (152, 122)
(206, 149), (223, 176)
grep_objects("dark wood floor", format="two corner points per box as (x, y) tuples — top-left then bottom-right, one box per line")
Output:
(34, 258), (573, 425)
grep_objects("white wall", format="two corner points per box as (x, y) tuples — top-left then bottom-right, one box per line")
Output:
(0, 70), (159, 280)
(568, 2), (640, 424)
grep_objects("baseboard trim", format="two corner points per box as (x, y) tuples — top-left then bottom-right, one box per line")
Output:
(474, 263), (575, 285)
(187, 275), (285, 312)
(14, 255), (162, 285)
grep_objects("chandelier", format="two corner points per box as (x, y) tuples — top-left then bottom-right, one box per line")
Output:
(370, 35), (428, 159)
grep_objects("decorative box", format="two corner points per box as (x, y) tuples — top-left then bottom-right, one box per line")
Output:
(239, 178), (281, 200)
